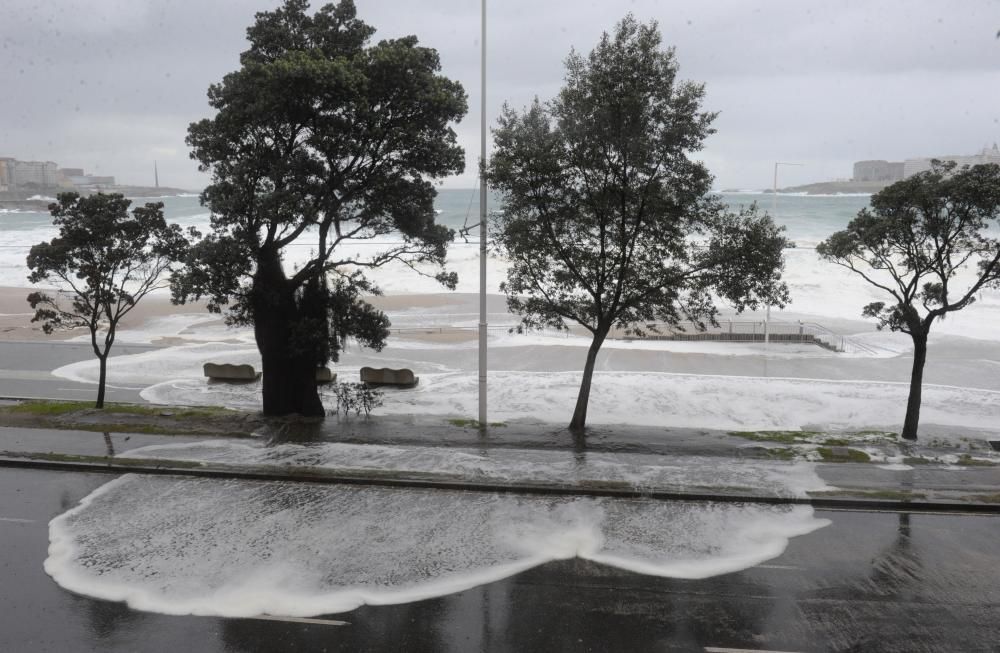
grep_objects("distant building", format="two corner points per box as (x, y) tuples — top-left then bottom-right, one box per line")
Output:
(903, 144), (1000, 178)
(0, 157), (14, 192)
(13, 160), (59, 189)
(60, 167), (85, 178)
(852, 160), (905, 183)
(67, 175), (116, 189)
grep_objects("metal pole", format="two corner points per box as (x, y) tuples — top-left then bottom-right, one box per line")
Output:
(478, 0), (488, 426)
(764, 304), (770, 346)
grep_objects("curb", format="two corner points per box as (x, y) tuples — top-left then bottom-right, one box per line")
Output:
(3, 455), (999, 515)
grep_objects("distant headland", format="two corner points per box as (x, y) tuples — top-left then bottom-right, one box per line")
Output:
(731, 144), (1000, 195)
(0, 155), (197, 206)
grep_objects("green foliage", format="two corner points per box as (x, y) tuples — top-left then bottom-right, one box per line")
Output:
(26, 192), (189, 408)
(173, 0), (466, 415)
(817, 161), (1000, 336)
(485, 16), (787, 431)
(330, 382), (384, 416)
(817, 161), (1000, 440)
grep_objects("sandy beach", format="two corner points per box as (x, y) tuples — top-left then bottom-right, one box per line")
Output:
(5, 281), (1000, 438)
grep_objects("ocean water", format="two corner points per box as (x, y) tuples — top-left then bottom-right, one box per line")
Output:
(0, 189), (866, 287)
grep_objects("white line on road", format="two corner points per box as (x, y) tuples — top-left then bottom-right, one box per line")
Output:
(755, 564), (802, 570)
(0, 517), (35, 523)
(246, 615), (350, 627)
(705, 646), (794, 653)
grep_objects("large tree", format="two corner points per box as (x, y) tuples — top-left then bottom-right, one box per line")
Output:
(27, 192), (188, 408)
(486, 16), (789, 433)
(817, 161), (1000, 441)
(174, 0), (466, 417)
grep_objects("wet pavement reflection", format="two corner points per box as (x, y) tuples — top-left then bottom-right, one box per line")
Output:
(2, 468), (999, 652)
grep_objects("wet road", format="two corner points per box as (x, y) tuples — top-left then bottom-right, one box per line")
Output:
(0, 340), (153, 403)
(2, 467), (999, 653)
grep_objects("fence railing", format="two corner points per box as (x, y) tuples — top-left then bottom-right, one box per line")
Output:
(387, 319), (876, 354)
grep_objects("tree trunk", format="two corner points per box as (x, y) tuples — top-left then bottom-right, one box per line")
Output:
(254, 248), (325, 418)
(569, 330), (607, 434)
(901, 330), (928, 441)
(95, 354), (108, 409)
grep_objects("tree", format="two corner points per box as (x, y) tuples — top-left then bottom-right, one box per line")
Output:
(173, 0), (466, 417)
(486, 16), (789, 433)
(27, 192), (189, 408)
(817, 161), (1000, 441)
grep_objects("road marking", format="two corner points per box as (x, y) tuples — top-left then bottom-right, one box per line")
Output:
(0, 517), (35, 523)
(755, 564), (802, 570)
(246, 615), (349, 627)
(705, 648), (803, 653)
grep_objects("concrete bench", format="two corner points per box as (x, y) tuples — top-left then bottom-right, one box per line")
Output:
(203, 363), (260, 381)
(204, 363), (336, 383)
(360, 366), (419, 388)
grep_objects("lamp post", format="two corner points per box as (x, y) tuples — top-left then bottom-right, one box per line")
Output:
(478, 0), (488, 426)
(767, 161), (803, 346)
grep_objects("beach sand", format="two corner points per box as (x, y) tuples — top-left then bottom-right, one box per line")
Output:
(0, 286), (218, 342)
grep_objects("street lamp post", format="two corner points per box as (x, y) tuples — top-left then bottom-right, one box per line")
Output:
(478, 0), (488, 426)
(768, 161), (803, 346)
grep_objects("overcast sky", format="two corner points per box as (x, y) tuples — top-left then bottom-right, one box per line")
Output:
(2, 0), (998, 191)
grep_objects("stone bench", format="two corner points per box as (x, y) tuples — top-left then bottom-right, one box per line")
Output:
(360, 366), (419, 388)
(203, 363), (260, 381)
(203, 363), (337, 384)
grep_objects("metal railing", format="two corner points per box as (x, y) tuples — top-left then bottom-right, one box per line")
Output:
(387, 319), (878, 355)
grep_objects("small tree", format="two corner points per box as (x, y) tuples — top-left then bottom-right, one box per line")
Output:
(174, 0), (466, 417)
(27, 192), (188, 408)
(486, 16), (789, 433)
(817, 161), (1000, 441)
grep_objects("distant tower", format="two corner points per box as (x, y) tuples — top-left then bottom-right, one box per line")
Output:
(154, 161), (159, 189)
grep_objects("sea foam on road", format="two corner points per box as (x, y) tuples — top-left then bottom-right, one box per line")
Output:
(46, 476), (829, 617)
(122, 439), (834, 497)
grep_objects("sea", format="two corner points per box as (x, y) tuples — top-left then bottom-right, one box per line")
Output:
(0, 188), (869, 287)
(5, 189), (997, 337)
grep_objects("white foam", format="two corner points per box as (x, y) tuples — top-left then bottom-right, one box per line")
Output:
(46, 475), (829, 617)
(123, 439), (834, 498)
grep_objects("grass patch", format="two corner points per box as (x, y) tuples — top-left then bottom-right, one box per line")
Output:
(728, 430), (821, 444)
(961, 492), (1000, 503)
(816, 447), (871, 463)
(957, 454), (997, 467)
(810, 488), (927, 501)
(447, 418), (508, 429)
(902, 456), (934, 465)
(3, 451), (204, 469)
(852, 430), (898, 438)
(1, 400), (231, 419)
(0, 399), (257, 438)
(822, 438), (851, 447)
(747, 446), (798, 461)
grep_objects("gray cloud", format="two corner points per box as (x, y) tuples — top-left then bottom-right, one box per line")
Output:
(2, 0), (997, 190)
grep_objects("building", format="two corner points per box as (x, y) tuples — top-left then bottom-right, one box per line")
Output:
(903, 144), (1000, 178)
(0, 158), (14, 193)
(852, 160), (905, 183)
(13, 160), (60, 189)
(66, 175), (116, 189)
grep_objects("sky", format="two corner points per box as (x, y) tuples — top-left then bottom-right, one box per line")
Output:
(1, 0), (998, 191)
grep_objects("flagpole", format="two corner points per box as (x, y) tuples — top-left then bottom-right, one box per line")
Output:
(478, 0), (488, 426)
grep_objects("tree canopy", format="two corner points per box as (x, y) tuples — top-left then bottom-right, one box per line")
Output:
(486, 15), (789, 432)
(173, 0), (467, 416)
(817, 161), (1000, 439)
(27, 192), (188, 408)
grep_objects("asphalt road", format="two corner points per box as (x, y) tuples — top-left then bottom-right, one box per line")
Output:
(2, 467), (999, 653)
(0, 340), (156, 404)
